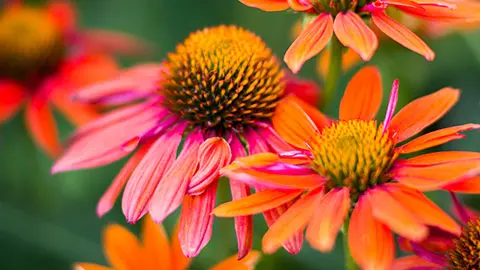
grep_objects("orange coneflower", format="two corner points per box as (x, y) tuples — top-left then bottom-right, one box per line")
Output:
(240, 0), (479, 73)
(52, 25), (320, 258)
(75, 215), (261, 270)
(213, 66), (480, 269)
(393, 194), (480, 269)
(0, 0), (147, 158)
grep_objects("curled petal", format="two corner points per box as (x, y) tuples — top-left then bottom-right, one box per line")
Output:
(239, 0), (290, 11)
(284, 13), (334, 73)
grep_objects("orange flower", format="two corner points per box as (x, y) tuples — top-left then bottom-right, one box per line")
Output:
(0, 0), (148, 158)
(75, 215), (261, 270)
(240, 0), (479, 73)
(214, 66), (480, 269)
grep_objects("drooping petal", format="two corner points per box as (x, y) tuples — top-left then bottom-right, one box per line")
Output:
(348, 196), (394, 270)
(213, 190), (303, 217)
(339, 66), (382, 121)
(391, 256), (443, 270)
(149, 130), (203, 223)
(210, 251), (261, 270)
(333, 12), (378, 61)
(368, 188), (428, 241)
(103, 224), (145, 270)
(443, 176), (480, 194)
(229, 180), (254, 259)
(388, 87), (460, 143)
(306, 187), (350, 252)
(0, 80), (26, 123)
(141, 215), (171, 269)
(284, 13), (334, 73)
(239, 0), (290, 11)
(188, 137), (232, 195)
(371, 11), (435, 61)
(179, 183), (217, 257)
(122, 133), (181, 223)
(262, 187), (324, 254)
(282, 95), (331, 129)
(273, 98), (319, 150)
(74, 264), (112, 270)
(396, 124), (480, 154)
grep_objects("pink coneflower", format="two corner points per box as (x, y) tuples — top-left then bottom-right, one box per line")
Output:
(53, 25), (320, 258)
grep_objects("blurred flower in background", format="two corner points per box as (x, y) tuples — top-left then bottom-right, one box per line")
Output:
(75, 215), (261, 270)
(0, 0), (148, 158)
(214, 66), (480, 269)
(52, 25), (320, 259)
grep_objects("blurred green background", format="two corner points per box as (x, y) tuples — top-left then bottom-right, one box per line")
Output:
(1, 0), (479, 269)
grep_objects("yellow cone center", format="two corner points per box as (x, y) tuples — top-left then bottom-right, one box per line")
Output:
(447, 217), (480, 269)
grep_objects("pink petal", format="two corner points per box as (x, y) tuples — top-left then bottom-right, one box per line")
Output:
(382, 79), (399, 133)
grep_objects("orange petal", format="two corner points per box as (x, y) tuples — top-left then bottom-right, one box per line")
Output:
(317, 48), (362, 78)
(391, 256), (443, 270)
(0, 81), (26, 123)
(239, 0), (290, 11)
(443, 176), (480, 194)
(223, 153), (280, 172)
(25, 98), (62, 158)
(141, 215), (171, 269)
(103, 224), (145, 270)
(388, 87), (459, 143)
(171, 221), (192, 270)
(396, 124), (480, 154)
(210, 251), (261, 270)
(372, 11), (435, 61)
(284, 13), (334, 73)
(51, 92), (99, 126)
(213, 190), (302, 217)
(262, 187), (324, 254)
(333, 11), (378, 61)
(74, 264), (112, 270)
(385, 183), (461, 235)
(46, 0), (76, 33)
(348, 196), (394, 270)
(273, 98), (319, 150)
(368, 188), (428, 241)
(288, 0), (313, 10)
(306, 188), (350, 252)
(283, 95), (331, 130)
(339, 66), (382, 121)
(399, 151), (480, 166)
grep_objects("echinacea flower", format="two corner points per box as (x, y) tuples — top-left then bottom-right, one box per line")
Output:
(393, 194), (480, 269)
(75, 215), (261, 270)
(53, 25), (319, 258)
(0, 0), (147, 157)
(240, 0), (479, 73)
(213, 66), (480, 269)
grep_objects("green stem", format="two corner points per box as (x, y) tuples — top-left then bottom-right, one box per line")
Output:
(343, 215), (359, 270)
(323, 35), (343, 108)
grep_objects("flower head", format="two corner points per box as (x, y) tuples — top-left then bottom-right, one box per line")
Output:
(53, 25), (319, 258)
(240, 0), (480, 73)
(213, 66), (480, 269)
(75, 215), (261, 270)
(0, 0), (148, 157)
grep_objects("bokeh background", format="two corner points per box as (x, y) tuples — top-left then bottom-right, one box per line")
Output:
(1, 0), (479, 269)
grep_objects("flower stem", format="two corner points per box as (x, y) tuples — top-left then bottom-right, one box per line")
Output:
(343, 215), (359, 270)
(323, 35), (343, 107)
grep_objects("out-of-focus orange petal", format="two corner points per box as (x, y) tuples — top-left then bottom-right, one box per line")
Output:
(25, 98), (62, 158)
(371, 11), (435, 61)
(141, 215), (171, 270)
(239, 0), (290, 11)
(0, 81), (26, 123)
(262, 187), (323, 254)
(333, 11), (378, 61)
(306, 188), (350, 252)
(46, 0), (76, 34)
(103, 224), (145, 270)
(210, 251), (261, 270)
(317, 48), (362, 78)
(397, 124), (480, 154)
(282, 95), (331, 129)
(385, 183), (461, 235)
(61, 53), (119, 89)
(389, 87), (459, 143)
(443, 176), (480, 193)
(171, 221), (192, 270)
(284, 13), (334, 73)
(213, 190), (302, 217)
(368, 188), (428, 241)
(74, 263), (112, 270)
(283, 72), (322, 107)
(348, 195), (394, 270)
(391, 256), (443, 270)
(51, 93), (99, 126)
(398, 151), (480, 166)
(339, 66), (382, 121)
(273, 98), (319, 150)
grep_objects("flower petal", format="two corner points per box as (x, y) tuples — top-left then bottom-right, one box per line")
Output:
(396, 124), (480, 154)
(391, 256), (443, 270)
(179, 183), (217, 257)
(389, 87), (460, 143)
(339, 66), (382, 121)
(348, 196), (394, 270)
(213, 190), (302, 217)
(239, 0), (290, 11)
(103, 224), (145, 270)
(51, 92), (99, 126)
(0, 80), (26, 123)
(283, 73), (322, 107)
(210, 251), (261, 270)
(288, 0), (313, 11)
(443, 176), (480, 194)
(171, 221), (192, 270)
(306, 187), (350, 252)
(141, 215), (171, 269)
(273, 98), (319, 150)
(77, 29), (153, 56)
(398, 151), (480, 167)
(262, 187), (324, 254)
(229, 180), (254, 259)
(333, 11), (378, 61)
(371, 11), (435, 61)
(74, 264), (112, 270)
(284, 13), (334, 73)
(283, 95), (331, 129)
(382, 79), (399, 133)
